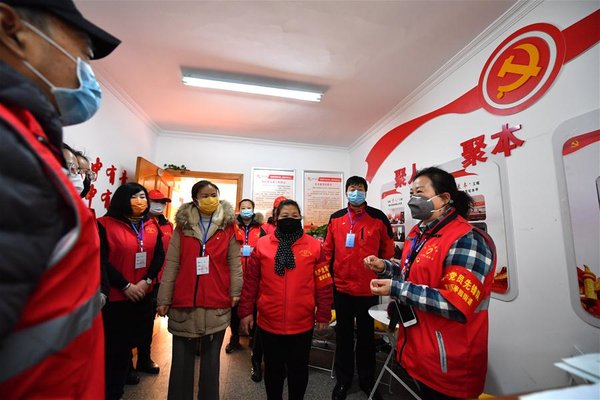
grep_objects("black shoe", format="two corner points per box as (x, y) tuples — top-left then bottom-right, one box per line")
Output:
(332, 383), (349, 400)
(137, 359), (160, 374)
(125, 369), (140, 385)
(250, 359), (262, 382)
(225, 337), (242, 354)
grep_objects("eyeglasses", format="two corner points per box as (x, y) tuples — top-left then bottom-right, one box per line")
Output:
(80, 169), (98, 182)
(66, 162), (79, 176)
(66, 162), (97, 182)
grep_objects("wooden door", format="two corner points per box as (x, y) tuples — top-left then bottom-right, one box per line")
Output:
(134, 157), (175, 213)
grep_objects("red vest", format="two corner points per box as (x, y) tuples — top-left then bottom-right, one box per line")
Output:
(397, 214), (495, 398)
(157, 219), (174, 282)
(97, 217), (160, 302)
(324, 206), (395, 296)
(254, 234), (329, 335)
(172, 224), (237, 308)
(0, 104), (104, 399)
(234, 222), (263, 272)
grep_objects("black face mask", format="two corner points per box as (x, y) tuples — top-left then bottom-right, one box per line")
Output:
(80, 176), (91, 198)
(276, 218), (303, 234)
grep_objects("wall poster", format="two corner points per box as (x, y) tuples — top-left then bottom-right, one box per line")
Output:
(553, 110), (600, 328)
(303, 171), (344, 231)
(251, 168), (295, 219)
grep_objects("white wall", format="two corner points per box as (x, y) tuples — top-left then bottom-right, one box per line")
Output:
(63, 80), (158, 213)
(350, 0), (599, 395)
(154, 132), (350, 208)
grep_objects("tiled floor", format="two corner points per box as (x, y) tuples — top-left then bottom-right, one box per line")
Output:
(124, 317), (417, 399)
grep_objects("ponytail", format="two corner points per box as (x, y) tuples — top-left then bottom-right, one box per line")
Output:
(414, 166), (473, 219)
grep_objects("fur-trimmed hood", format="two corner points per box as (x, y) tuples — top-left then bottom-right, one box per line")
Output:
(236, 212), (264, 227)
(175, 200), (235, 240)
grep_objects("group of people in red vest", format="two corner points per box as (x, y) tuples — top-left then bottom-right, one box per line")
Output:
(0, 1), (496, 399)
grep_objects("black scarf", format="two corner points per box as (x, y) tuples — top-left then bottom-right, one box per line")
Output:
(274, 229), (303, 276)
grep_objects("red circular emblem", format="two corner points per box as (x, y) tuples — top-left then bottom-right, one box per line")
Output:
(478, 23), (565, 115)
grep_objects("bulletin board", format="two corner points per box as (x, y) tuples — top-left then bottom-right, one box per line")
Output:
(302, 170), (344, 230)
(251, 168), (295, 219)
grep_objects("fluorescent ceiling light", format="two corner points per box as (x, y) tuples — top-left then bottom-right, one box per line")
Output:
(181, 67), (325, 102)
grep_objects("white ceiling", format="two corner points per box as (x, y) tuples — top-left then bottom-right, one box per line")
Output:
(78, 0), (517, 148)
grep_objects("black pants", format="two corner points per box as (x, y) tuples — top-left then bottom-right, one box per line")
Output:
(333, 290), (378, 390)
(260, 327), (313, 400)
(168, 331), (225, 400)
(251, 305), (263, 364)
(135, 284), (158, 363)
(103, 296), (153, 400)
(229, 304), (240, 340)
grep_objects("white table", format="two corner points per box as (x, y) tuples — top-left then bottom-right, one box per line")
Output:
(368, 303), (422, 400)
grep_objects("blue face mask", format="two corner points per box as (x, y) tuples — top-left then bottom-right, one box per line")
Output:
(21, 21), (101, 126)
(240, 209), (254, 219)
(347, 190), (366, 206)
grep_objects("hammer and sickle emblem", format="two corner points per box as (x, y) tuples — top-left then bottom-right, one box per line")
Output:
(496, 43), (542, 99)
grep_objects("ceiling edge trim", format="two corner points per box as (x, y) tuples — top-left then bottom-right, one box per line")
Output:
(347, 0), (543, 152)
(94, 64), (161, 135)
(159, 130), (348, 152)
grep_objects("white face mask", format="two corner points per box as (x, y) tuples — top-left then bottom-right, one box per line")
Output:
(149, 202), (166, 215)
(68, 173), (85, 194)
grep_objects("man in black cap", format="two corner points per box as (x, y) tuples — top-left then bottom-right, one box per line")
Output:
(0, 1), (120, 399)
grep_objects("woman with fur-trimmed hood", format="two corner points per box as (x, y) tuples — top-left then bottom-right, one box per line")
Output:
(157, 180), (242, 400)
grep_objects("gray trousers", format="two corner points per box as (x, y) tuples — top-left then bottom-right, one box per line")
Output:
(167, 330), (225, 400)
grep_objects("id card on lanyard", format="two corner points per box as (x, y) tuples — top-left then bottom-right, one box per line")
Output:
(242, 226), (253, 256)
(345, 208), (364, 248)
(196, 215), (213, 275)
(131, 221), (147, 269)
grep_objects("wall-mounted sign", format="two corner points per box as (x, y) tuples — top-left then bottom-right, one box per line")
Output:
(554, 110), (600, 328)
(303, 171), (344, 230)
(251, 168), (295, 219)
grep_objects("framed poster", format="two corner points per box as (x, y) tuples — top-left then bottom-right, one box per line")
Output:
(553, 110), (600, 328)
(251, 168), (295, 219)
(303, 170), (345, 231)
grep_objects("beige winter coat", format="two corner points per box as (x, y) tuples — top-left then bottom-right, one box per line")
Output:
(157, 200), (242, 338)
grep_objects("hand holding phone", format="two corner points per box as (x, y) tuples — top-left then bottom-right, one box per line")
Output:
(393, 300), (417, 327)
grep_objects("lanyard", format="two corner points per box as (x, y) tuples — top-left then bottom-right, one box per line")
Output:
(401, 210), (459, 280)
(347, 208), (365, 233)
(199, 214), (214, 256)
(401, 231), (427, 280)
(244, 225), (250, 245)
(130, 220), (145, 251)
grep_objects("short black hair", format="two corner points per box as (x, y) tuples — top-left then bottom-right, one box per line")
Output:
(276, 199), (301, 218)
(107, 182), (148, 218)
(13, 6), (52, 36)
(345, 176), (368, 192)
(239, 198), (255, 208)
(191, 180), (220, 199)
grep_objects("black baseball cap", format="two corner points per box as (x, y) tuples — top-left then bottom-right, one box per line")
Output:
(3, 0), (120, 59)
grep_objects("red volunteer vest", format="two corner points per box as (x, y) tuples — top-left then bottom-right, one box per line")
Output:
(255, 234), (330, 335)
(172, 224), (237, 308)
(234, 222), (263, 272)
(0, 104), (104, 399)
(397, 213), (495, 398)
(97, 217), (160, 302)
(157, 219), (174, 282)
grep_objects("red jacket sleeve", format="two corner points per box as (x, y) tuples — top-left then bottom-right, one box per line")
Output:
(237, 248), (261, 318)
(378, 219), (395, 260)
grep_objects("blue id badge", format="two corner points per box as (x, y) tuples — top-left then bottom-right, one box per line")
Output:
(345, 233), (356, 248)
(242, 245), (252, 256)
